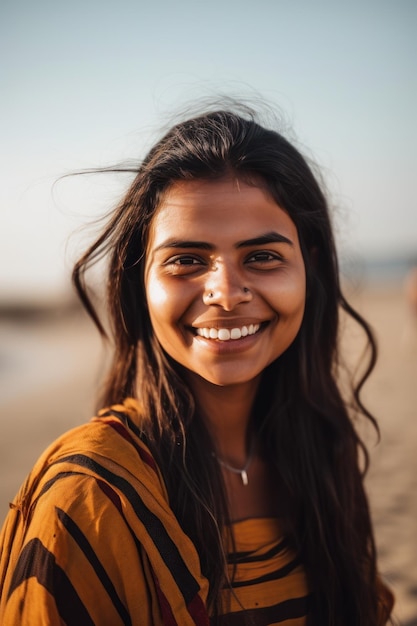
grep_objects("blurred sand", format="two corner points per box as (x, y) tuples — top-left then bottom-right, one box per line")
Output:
(343, 283), (417, 625)
(0, 284), (416, 623)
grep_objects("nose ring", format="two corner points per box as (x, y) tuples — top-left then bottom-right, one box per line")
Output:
(205, 287), (250, 301)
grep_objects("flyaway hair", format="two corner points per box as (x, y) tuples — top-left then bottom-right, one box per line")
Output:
(72, 106), (394, 624)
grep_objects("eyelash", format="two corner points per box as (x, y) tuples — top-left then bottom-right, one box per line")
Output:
(163, 255), (205, 274)
(168, 255), (204, 266)
(246, 251), (282, 264)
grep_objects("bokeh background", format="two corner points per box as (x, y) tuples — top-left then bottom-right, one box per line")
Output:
(1, 1), (416, 622)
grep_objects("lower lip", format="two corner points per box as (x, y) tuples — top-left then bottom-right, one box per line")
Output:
(191, 326), (266, 354)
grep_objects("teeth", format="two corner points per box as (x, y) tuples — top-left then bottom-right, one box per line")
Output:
(196, 324), (260, 341)
(218, 328), (230, 341)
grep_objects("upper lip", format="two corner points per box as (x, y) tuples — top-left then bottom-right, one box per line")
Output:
(191, 319), (267, 330)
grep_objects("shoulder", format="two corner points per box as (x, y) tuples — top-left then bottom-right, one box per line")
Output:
(1, 398), (170, 588)
(0, 399), (210, 625)
(11, 398), (166, 518)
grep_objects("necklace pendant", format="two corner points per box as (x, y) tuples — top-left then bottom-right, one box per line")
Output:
(240, 470), (249, 486)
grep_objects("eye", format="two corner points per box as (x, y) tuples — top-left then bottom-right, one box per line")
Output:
(173, 256), (201, 265)
(246, 251), (284, 266)
(164, 254), (205, 274)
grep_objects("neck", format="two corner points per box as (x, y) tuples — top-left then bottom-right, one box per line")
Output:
(186, 374), (260, 465)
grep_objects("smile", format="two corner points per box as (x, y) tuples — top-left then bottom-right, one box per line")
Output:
(194, 323), (261, 341)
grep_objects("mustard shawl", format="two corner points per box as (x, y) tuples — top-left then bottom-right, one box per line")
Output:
(0, 400), (209, 625)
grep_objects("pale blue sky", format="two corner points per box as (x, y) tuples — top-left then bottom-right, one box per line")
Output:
(1, 0), (416, 297)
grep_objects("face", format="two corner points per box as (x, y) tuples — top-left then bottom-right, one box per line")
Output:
(144, 177), (306, 392)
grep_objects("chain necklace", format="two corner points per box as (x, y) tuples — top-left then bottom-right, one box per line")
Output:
(212, 444), (255, 486)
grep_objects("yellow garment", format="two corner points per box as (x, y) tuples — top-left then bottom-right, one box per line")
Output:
(0, 400), (209, 625)
(0, 398), (393, 625)
(219, 517), (310, 624)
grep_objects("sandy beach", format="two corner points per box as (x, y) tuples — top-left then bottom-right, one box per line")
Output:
(1, 282), (416, 624)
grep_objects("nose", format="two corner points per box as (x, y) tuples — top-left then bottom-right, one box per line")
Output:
(202, 264), (253, 311)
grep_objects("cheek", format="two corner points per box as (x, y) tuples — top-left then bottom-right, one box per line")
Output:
(145, 275), (188, 340)
(272, 271), (306, 317)
(145, 272), (170, 310)
(145, 278), (171, 338)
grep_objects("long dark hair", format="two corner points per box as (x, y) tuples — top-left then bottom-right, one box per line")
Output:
(73, 107), (392, 624)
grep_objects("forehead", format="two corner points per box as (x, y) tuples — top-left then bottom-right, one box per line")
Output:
(147, 177), (298, 249)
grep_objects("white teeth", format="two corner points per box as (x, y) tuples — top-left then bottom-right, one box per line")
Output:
(195, 324), (260, 341)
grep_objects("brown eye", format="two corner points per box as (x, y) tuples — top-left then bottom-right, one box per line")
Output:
(164, 254), (206, 275)
(174, 256), (200, 265)
(246, 251), (283, 264)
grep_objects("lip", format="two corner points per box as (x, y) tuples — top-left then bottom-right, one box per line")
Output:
(191, 318), (267, 329)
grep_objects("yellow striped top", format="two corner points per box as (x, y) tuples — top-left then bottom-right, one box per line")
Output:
(217, 517), (309, 624)
(0, 399), (393, 625)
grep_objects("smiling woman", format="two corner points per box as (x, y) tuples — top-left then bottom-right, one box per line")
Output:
(0, 107), (394, 625)
(145, 178), (306, 389)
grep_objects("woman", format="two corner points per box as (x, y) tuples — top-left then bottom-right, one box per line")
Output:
(0, 107), (394, 625)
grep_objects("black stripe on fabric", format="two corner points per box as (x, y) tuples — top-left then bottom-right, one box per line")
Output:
(34, 466), (151, 602)
(107, 420), (159, 473)
(95, 479), (157, 572)
(34, 463), (151, 568)
(36, 470), (86, 501)
(56, 507), (132, 626)
(228, 537), (289, 564)
(99, 411), (158, 472)
(54, 453), (201, 605)
(7, 538), (94, 625)
(229, 556), (301, 589)
(107, 409), (143, 440)
(212, 594), (311, 625)
(34, 462), (153, 567)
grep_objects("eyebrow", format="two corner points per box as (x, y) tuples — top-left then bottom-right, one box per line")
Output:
(236, 232), (293, 248)
(153, 231), (293, 253)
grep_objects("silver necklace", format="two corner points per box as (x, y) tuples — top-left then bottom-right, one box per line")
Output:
(213, 445), (255, 486)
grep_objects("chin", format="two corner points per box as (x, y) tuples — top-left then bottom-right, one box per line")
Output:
(198, 368), (262, 389)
